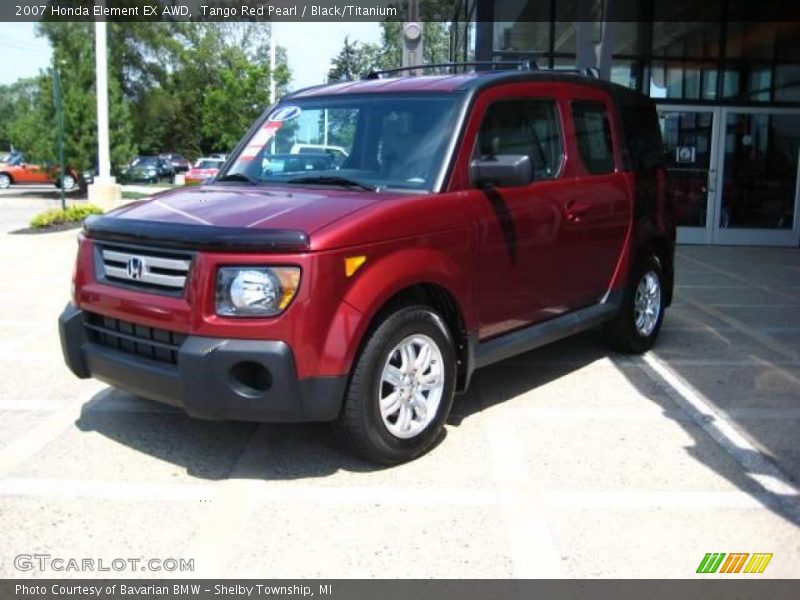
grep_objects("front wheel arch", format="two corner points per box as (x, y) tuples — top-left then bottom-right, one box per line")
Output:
(344, 282), (471, 398)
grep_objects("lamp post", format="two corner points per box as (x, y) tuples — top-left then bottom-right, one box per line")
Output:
(52, 63), (65, 211)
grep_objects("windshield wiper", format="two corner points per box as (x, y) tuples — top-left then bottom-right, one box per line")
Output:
(216, 173), (258, 185)
(286, 175), (376, 192)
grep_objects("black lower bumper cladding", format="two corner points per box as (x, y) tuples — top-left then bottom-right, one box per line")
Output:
(58, 304), (345, 422)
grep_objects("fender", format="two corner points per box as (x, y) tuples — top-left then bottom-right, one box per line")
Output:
(317, 242), (473, 377)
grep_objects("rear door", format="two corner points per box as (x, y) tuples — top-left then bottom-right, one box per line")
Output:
(558, 94), (631, 306)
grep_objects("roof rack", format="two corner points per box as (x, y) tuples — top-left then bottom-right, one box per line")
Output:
(362, 61), (599, 80)
(362, 60), (537, 80)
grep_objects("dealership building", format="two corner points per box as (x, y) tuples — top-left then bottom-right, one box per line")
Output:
(449, 0), (799, 246)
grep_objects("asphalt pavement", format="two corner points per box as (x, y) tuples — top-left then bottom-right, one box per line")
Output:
(0, 197), (798, 579)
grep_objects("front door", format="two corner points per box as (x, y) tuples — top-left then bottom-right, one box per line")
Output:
(713, 108), (800, 246)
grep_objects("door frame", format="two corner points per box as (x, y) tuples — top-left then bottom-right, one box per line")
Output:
(711, 106), (800, 247)
(656, 104), (722, 245)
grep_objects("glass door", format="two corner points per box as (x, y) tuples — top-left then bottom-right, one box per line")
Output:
(657, 106), (721, 244)
(712, 108), (800, 246)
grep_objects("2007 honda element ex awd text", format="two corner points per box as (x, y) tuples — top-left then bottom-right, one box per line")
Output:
(60, 64), (675, 464)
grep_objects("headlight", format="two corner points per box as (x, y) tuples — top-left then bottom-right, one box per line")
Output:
(216, 267), (300, 317)
(146, 168), (157, 175)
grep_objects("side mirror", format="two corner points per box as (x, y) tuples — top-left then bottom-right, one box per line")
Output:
(470, 155), (532, 188)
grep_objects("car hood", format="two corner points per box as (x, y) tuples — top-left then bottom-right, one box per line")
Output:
(109, 184), (394, 233)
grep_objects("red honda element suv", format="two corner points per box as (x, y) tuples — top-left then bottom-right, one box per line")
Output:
(60, 64), (674, 464)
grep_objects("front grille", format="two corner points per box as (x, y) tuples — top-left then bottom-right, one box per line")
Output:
(85, 312), (187, 365)
(97, 244), (192, 294)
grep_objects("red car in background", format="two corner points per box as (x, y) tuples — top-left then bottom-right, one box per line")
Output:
(160, 153), (190, 173)
(0, 154), (79, 190)
(184, 157), (224, 185)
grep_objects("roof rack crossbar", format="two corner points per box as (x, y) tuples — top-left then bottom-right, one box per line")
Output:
(362, 60), (538, 80)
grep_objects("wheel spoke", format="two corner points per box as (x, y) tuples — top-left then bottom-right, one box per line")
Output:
(383, 365), (403, 387)
(415, 343), (432, 372)
(380, 392), (401, 418)
(418, 372), (440, 388)
(411, 392), (428, 420)
(400, 343), (415, 372)
(398, 403), (412, 431)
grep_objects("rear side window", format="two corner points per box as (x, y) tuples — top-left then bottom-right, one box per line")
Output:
(571, 101), (615, 174)
(476, 99), (563, 181)
(621, 103), (664, 171)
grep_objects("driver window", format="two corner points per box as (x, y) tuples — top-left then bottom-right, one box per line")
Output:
(476, 99), (563, 181)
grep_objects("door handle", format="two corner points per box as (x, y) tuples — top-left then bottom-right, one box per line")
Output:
(564, 200), (591, 222)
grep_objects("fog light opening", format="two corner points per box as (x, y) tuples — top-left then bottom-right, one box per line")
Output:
(229, 361), (272, 396)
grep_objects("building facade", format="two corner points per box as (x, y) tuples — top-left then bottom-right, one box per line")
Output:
(455, 0), (800, 246)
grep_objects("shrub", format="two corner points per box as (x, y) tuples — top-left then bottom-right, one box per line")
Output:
(29, 204), (103, 229)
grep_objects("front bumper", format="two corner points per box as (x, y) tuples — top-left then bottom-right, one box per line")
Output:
(58, 304), (346, 422)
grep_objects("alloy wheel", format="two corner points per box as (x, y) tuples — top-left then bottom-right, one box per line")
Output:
(378, 334), (445, 439)
(634, 270), (661, 337)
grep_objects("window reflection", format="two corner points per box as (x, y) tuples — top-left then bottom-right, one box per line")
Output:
(720, 114), (800, 229)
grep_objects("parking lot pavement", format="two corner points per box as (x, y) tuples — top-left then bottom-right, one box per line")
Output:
(0, 225), (797, 579)
(0, 187), (83, 233)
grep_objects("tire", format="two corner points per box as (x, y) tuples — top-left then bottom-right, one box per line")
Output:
(61, 174), (76, 191)
(333, 305), (457, 465)
(606, 254), (666, 354)
(0, 173), (11, 189)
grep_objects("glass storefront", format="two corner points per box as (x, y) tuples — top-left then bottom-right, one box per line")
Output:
(657, 106), (799, 245)
(466, 0), (800, 244)
(716, 110), (800, 244)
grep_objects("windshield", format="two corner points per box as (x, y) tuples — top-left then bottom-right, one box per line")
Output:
(221, 94), (462, 191)
(132, 157), (158, 167)
(195, 159), (222, 169)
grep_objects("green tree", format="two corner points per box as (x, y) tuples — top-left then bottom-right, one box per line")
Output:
(328, 36), (382, 82)
(0, 78), (38, 148)
(3, 20), (290, 169)
(10, 22), (138, 171)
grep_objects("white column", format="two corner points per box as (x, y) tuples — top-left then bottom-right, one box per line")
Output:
(269, 25), (276, 103)
(95, 18), (113, 184)
(88, 6), (121, 207)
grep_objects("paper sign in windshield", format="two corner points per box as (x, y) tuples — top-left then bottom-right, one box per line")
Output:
(240, 121), (283, 161)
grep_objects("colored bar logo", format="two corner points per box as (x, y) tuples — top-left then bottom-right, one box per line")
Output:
(696, 553), (773, 574)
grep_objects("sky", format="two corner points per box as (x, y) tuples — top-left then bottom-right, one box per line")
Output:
(0, 22), (381, 91)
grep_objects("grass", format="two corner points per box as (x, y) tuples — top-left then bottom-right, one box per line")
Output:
(29, 203), (103, 229)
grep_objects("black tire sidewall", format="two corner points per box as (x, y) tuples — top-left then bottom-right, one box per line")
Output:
(349, 307), (457, 463)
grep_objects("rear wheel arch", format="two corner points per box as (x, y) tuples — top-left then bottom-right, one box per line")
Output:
(0, 171), (14, 185)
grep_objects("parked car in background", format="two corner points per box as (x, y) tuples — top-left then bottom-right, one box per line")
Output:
(290, 143), (349, 167)
(121, 156), (175, 183)
(184, 157), (224, 185)
(208, 153), (228, 161)
(0, 155), (79, 190)
(0, 151), (23, 166)
(159, 153), (190, 173)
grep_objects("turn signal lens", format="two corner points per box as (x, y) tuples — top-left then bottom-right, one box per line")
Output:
(344, 255), (367, 278)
